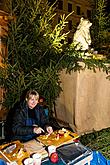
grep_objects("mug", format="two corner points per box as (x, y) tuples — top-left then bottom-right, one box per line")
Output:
(23, 158), (34, 165)
(48, 145), (56, 157)
(32, 153), (41, 165)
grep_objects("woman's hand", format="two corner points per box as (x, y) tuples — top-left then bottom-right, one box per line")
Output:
(33, 127), (45, 134)
(46, 126), (53, 134)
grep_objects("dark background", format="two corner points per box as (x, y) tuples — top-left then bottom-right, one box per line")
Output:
(106, 0), (110, 14)
(0, 0), (110, 13)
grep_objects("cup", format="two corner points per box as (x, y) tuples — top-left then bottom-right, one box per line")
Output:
(32, 153), (41, 165)
(48, 145), (56, 157)
(23, 158), (34, 165)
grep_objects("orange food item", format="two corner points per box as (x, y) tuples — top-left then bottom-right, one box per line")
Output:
(37, 130), (79, 147)
(58, 130), (64, 136)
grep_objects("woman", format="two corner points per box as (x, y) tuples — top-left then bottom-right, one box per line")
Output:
(11, 90), (53, 142)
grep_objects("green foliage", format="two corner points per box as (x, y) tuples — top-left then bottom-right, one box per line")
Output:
(91, 0), (110, 52)
(1, 0), (69, 113)
(29, 62), (62, 114)
(7, 0), (69, 71)
(80, 127), (110, 159)
(0, 64), (31, 109)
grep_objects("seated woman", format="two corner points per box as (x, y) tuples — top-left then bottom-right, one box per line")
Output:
(5, 90), (53, 142)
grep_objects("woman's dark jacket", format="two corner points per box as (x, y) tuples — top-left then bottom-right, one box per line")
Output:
(10, 101), (49, 142)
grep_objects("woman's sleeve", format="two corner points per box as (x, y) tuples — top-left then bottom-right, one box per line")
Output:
(12, 109), (34, 136)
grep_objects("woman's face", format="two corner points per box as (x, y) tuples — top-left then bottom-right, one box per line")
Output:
(27, 95), (39, 109)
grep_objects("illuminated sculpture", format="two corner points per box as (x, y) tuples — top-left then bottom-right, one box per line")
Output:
(73, 17), (92, 51)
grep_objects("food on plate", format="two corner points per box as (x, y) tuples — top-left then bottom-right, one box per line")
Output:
(55, 134), (60, 140)
(58, 130), (64, 136)
(37, 129), (79, 147)
(62, 128), (67, 132)
(58, 128), (69, 137)
(42, 134), (49, 140)
(64, 132), (69, 137)
(0, 141), (29, 164)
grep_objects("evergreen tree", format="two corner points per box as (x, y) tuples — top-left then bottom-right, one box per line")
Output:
(91, 0), (109, 52)
(1, 0), (70, 113)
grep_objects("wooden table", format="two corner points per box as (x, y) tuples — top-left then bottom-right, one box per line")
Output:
(0, 130), (79, 164)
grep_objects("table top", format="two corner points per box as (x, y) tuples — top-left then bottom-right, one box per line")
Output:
(0, 129), (80, 164)
(37, 130), (79, 147)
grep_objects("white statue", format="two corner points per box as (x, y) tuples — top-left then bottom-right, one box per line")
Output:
(73, 17), (92, 51)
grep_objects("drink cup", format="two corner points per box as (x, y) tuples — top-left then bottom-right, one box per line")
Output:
(32, 153), (41, 165)
(23, 158), (34, 165)
(48, 145), (56, 157)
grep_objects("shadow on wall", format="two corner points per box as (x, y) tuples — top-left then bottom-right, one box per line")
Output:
(55, 102), (76, 132)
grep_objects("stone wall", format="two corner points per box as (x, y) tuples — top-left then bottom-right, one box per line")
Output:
(56, 69), (110, 134)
